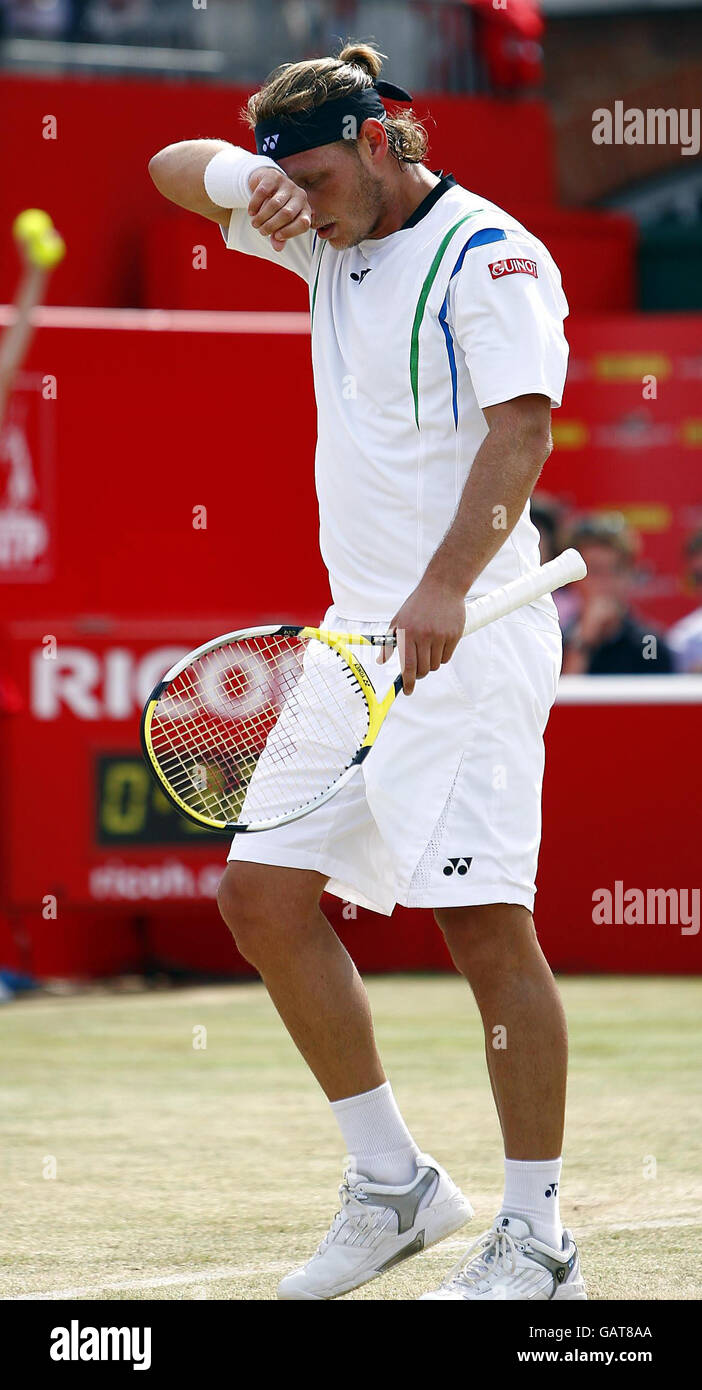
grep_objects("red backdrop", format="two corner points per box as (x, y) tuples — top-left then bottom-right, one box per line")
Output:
(0, 73), (695, 980)
(0, 73), (633, 314)
(0, 74), (556, 308)
(1, 311), (700, 979)
(548, 316), (702, 630)
(1, 312), (698, 627)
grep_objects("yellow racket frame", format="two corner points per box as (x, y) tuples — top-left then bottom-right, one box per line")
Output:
(140, 624), (400, 834)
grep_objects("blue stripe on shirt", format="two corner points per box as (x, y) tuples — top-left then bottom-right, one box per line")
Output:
(439, 228), (508, 429)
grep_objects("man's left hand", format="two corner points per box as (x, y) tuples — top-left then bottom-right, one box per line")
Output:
(377, 578), (467, 695)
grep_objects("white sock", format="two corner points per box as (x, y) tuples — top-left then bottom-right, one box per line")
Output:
(330, 1081), (421, 1186)
(501, 1157), (563, 1248)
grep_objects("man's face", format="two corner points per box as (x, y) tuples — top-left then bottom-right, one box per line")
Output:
(579, 541), (631, 608)
(688, 547), (702, 589)
(279, 138), (389, 249)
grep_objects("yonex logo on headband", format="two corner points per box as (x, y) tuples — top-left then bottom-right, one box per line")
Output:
(254, 79), (412, 161)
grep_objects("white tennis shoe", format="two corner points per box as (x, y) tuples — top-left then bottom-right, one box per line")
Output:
(277, 1153), (473, 1300)
(420, 1213), (587, 1300)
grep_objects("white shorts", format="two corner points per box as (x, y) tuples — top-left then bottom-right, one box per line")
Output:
(227, 602), (562, 916)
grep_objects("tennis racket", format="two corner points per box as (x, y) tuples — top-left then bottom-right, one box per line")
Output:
(141, 548), (586, 835)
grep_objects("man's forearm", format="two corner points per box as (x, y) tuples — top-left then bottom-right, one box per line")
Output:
(148, 140), (277, 221)
(423, 419), (550, 597)
(0, 262), (47, 430)
(148, 139), (231, 218)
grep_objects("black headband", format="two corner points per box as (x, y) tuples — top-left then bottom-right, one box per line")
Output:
(254, 79), (413, 160)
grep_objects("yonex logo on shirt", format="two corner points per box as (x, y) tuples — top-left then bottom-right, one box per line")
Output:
(262, 134), (280, 153)
(489, 257), (538, 280)
(350, 268), (372, 284)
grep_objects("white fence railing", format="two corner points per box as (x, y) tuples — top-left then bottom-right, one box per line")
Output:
(557, 676), (702, 704)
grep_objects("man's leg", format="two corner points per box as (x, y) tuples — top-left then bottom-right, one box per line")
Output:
(435, 902), (567, 1156)
(435, 901), (568, 1246)
(218, 860), (423, 1184)
(421, 904), (585, 1301)
(219, 860), (473, 1299)
(218, 860), (385, 1101)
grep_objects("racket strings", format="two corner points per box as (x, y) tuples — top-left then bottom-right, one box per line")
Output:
(148, 632), (371, 828)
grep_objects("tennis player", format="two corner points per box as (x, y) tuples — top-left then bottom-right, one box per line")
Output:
(149, 41), (586, 1302)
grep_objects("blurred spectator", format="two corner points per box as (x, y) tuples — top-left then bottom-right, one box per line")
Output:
(531, 491), (578, 627)
(0, 0), (175, 44)
(467, 0), (544, 95)
(84, 0), (150, 44)
(0, 0), (72, 38)
(531, 492), (560, 564)
(668, 531), (702, 673)
(562, 513), (675, 675)
(65, 0), (91, 41)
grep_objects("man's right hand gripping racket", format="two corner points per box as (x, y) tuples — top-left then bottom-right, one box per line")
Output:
(141, 549), (586, 835)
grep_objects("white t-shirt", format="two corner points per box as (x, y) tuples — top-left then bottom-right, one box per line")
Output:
(224, 173), (569, 621)
(668, 606), (702, 672)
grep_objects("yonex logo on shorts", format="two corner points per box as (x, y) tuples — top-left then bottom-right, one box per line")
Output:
(262, 134), (280, 153)
(443, 857), (473, 876)
(489, 258), (538, 280)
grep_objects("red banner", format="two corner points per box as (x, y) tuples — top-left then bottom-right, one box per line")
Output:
(0, 373), (55, 583)
(1, 622), (700, 978)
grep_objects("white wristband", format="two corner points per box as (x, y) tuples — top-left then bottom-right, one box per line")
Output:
(204, 146), (279, 209)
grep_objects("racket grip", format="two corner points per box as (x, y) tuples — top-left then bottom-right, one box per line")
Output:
(461, 548), (587, 637)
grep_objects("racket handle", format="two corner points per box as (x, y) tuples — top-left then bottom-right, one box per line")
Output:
(461, 548), (587, 637)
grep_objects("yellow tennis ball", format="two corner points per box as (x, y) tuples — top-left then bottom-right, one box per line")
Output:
(13, 208), (54, 243)
(12, 209), (65, 268)
(31, 231), (66, 269)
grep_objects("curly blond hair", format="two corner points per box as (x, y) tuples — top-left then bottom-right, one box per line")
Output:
(242, 40), (428, 165)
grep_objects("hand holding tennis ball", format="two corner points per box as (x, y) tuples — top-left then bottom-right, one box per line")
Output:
(12, 208), (66, 270)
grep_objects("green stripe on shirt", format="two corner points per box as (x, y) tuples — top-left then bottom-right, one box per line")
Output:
(409, 211), (483, 429)
(310, 242), (327, 326)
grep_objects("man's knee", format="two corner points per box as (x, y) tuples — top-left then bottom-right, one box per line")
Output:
(217, 862), (253, 926)
(217, 864), (259, 961)
(434, 902), (535, 975)
(217, 861), (325, 965)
